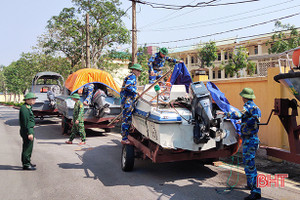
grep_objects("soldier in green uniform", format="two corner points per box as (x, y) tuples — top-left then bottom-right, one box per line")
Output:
(19, 92), (37, 170)
(65, 93), (86, 145)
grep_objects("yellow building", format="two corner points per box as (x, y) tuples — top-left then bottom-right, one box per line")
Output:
(169, 33), (280, 81)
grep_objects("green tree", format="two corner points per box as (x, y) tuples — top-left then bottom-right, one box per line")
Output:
(222, 46), (254, 77)
(197, 41), (218, 68)
(126, 45), (151, 85)
(38, 7), (84, 68)
(38, 0), (130, 68)
(0, 67), (6, 95)
(267, 21), (300, 54)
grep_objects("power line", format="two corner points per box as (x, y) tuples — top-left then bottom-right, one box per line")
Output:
(131, 0), (259, 10)
(143, 11), (300, 45)
(139, 0), (293, 31)
(117, 27), (299, 53)
(142, 0), (298, 31)
(139, 0), (201, 29)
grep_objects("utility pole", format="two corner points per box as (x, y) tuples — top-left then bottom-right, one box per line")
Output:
(132, 0), (137, 64)
(86, 13), (91, 68)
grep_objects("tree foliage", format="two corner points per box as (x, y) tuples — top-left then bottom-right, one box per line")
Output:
(267, 21), (300, 54)
(197, 41), (218, 68)
(222, 46), (254, 77)
(38, 0), (130, 68)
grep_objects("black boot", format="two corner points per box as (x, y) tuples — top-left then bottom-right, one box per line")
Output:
(244, 193), (261, 200)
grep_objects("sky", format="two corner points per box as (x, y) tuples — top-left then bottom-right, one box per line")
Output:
(1, 0), (300, 66)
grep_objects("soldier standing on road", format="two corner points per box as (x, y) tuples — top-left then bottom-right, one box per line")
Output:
(19, 92), (38, 170)
(219, 88), (261, 200)
(120, 64), (142, 144)
(65, 93), (86, 145)
(148, 47), (181, 84)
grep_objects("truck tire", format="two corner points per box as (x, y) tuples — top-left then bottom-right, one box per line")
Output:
(121, 144), (135, 172)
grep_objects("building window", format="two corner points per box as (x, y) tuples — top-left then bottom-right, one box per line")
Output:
(224, 52), (228, 60)
(229, 52), (232, 59)
(186, 57), (188, 64)
(218, 70), (221, 79)
(191, 56), (195, 64)
(213, 70), (216, 79)
(217, 52), (221, 61)
(254, 46), (258, 55)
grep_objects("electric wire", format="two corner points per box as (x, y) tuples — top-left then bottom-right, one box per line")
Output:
(131, 0), (259, 10)
(140, 0), (295, 31)
(142, 4), (300, 32)
(143, 11), (300, 45)
(139, 0), (202, 29)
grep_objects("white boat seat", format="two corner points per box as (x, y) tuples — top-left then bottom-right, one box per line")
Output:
(169, 85), (187, 101)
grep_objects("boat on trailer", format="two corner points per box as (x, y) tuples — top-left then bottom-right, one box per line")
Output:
(30, 72), (64, 119)
(56, 68), (122, 133)
(121, 80), (240, 171)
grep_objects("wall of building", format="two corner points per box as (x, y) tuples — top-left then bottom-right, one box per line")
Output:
(204, 67), (298, 150)
(0, 94), (23, 102)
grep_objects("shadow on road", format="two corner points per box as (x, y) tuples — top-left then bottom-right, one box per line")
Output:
(57, 139), (273, 200)
(4, 119), (19, 126)
(0, 165), (23, 171)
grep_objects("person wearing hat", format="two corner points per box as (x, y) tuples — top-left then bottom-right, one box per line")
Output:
(148, 47), (182, 84)
(65, 93), (86, 145)
(219, 88), (261, 200)
(19, 92), (38, 170)
(120, 64), (142, 144)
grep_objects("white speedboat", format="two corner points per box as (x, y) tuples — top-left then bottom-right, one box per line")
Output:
(121, 81), (240, 171)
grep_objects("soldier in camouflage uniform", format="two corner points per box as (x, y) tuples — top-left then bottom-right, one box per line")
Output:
(148, 47), (179, 84)
(120, 64), (142, 144)
(65, 93), (86, 145)
(224, 88), (261, 200)
(19, 92), (38, 170)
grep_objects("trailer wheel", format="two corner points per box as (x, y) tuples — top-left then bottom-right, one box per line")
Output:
(121, 144), (135, 172)
(104, 128), (111, 133)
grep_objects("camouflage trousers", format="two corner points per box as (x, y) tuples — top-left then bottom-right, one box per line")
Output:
(242, 136), (261, 194)
(121, 97), (134, 140)
(69, 122), (86, 142)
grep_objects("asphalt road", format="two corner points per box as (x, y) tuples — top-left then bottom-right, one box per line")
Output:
(0, 105), (299, 200)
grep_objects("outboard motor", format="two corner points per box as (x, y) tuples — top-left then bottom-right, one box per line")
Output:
(191, 82), (221, 144)
(92, 89), (110, 118)
(47, 90), (56, 108)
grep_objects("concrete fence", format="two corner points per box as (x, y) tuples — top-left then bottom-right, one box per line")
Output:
(0, 94), (24, 103)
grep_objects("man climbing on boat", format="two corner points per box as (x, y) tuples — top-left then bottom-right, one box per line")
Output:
(148, 47), (182, 84)
(120, 64), (143, 144)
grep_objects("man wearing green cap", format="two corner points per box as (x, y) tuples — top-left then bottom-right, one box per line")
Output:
(148, 47), (181, 84)
(19, 92), (38, 170)
(120, 64), (142, 144)
(219, 88), (261, 200)
(65, 93), (86, 145)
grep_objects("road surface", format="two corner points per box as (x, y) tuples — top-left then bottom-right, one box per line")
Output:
(0, 105), (299, 200)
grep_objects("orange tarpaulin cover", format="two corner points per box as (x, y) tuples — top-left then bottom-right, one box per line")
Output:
(65, 68), (121, 94)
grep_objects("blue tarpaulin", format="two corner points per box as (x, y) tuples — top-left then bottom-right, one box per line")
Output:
(206, 81), (241, 135)
(170, 63), (192, 93)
